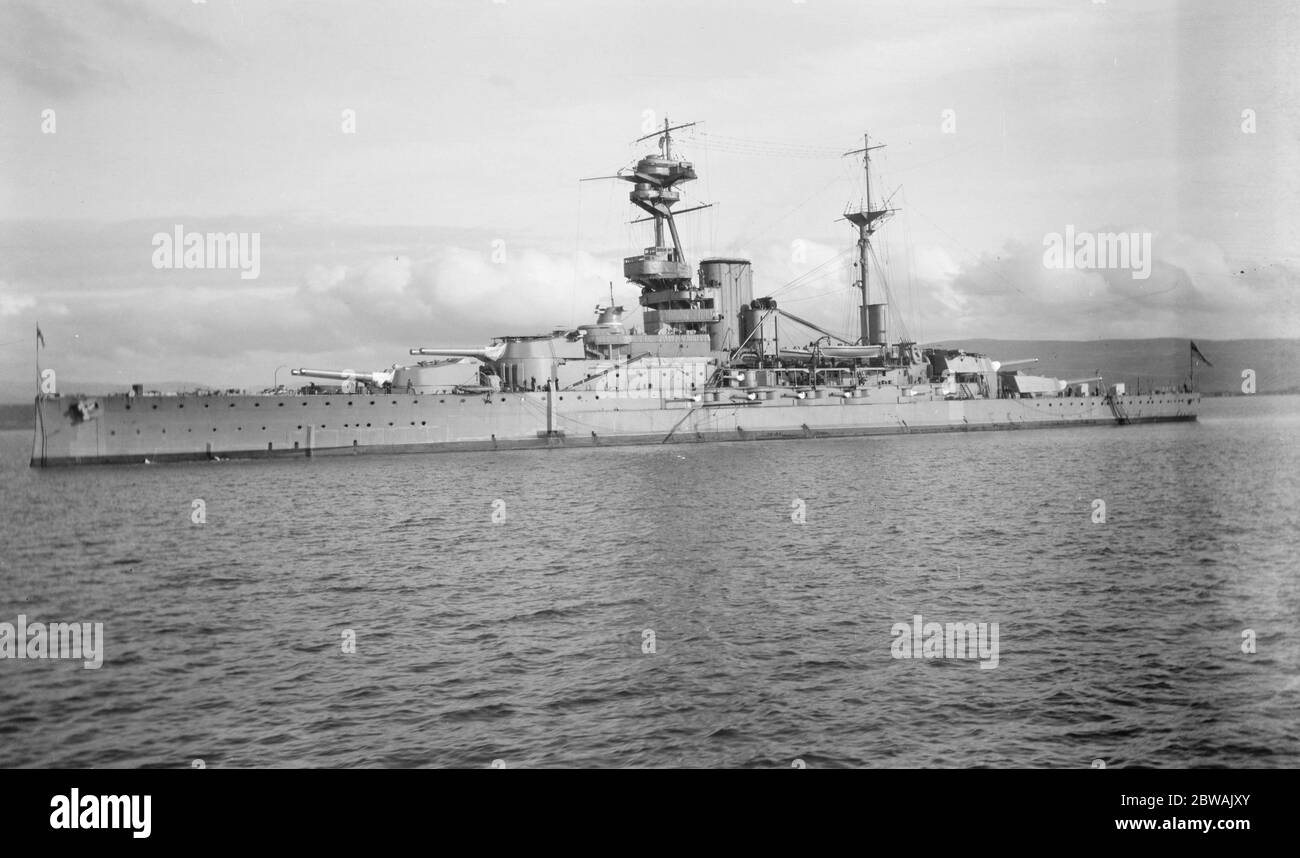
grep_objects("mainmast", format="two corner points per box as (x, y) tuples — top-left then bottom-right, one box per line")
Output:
(842, 133), (894, 346)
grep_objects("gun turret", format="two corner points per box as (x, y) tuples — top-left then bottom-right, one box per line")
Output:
(409, 343), (508, 364)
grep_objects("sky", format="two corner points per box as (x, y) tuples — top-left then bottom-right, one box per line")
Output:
(1, 0), (1296, 396)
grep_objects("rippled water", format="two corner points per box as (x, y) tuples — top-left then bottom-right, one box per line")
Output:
(1, 395), (1297, 768)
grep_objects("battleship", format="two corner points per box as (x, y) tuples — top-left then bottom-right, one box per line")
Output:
(31, 120), (1198, 467)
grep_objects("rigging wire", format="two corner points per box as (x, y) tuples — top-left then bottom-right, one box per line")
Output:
(767, 247), (855, 299)
(678, 130), (844, 160)
(771, 265), (855, 299)
(718, 167), (846, 258)
(901, 187), (922, 345)
(778, 286), (857, 304)
(870, 242), (911, 343)
(907, 199), (1025, 296)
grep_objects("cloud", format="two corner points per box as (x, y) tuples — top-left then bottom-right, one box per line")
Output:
(0, 284), (36, 317)
(904, 230), (1300, 341)
(297, 245), (621, 345)
(0, 224), (623, 393)
(0, 0), (219, 98)
(0, 217), (1294, 401)
(0, 3), (106, 98)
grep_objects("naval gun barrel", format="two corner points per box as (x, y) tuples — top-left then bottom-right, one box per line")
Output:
(409, 343), (507, 363)
(291, 368), (395, 385)
(992, 358), (1039, 371)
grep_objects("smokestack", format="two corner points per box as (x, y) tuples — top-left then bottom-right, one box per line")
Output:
(867, 304), (887, 346)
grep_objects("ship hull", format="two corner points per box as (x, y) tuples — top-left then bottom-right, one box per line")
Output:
(31, 390), (1199, 466)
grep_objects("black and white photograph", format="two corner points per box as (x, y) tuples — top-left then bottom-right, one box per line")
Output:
(1, 0), (1296, 837)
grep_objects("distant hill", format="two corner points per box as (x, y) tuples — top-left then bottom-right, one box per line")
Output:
(927, 338), (1295, 395)
(0, 403), (31, 430)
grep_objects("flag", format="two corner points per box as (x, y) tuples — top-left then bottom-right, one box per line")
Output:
(36, 325), (45, 349)
(1190, 340), (1212, 367)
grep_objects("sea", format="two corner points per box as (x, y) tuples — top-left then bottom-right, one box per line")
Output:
(1, 395), (1297, 768)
